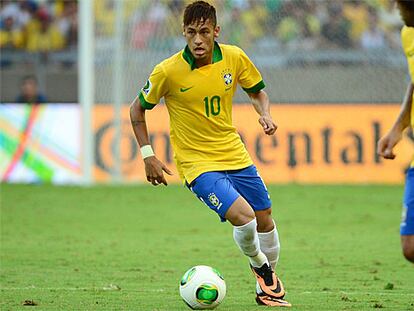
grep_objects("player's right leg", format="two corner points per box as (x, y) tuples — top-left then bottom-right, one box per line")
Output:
(188, 172), (270, 268)
(401, 168), (414, 263)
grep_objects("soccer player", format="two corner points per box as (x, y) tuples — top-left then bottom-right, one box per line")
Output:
(130, 1), (291, 307)
(377, 0), (414, 263)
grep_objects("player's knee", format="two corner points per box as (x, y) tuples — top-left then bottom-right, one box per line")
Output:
(257, 219), (274, 232)
(256, 208), (274, 232)
(225, 197), (255, 226)
(402, 245), (414, 263)
(235, 211), (255, 226)
(227, 209), (255, 226)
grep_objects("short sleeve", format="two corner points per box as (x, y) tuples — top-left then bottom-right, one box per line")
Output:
(237, 48), (265, 93)
(138, 64), (168, 110)
(401, 26), (414, 81)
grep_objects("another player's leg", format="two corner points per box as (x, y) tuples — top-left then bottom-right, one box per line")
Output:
(401, 235), (414, 263)
(401, 168), (414, 263)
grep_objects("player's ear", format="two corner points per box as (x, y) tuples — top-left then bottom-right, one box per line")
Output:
(214, 25), (220, 38)
(182, 24), (185, 36)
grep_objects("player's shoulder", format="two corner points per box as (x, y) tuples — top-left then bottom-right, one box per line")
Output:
(155, 50), (184, 73)
(401, 26), (414, 54)
(401, 25), (414, 41)
(219, 43), (245, 57)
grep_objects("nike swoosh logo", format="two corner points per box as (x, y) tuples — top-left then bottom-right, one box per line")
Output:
(180, 86), (194, 92)
(225, 86), (232, 91)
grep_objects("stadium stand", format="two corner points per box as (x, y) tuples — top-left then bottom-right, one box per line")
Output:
(0, 0), (407, 103)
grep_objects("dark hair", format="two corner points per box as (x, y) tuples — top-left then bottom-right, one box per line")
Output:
(183, 1), (216, 27)
(22, 75), (38, 84)
(396, 0), (414, 27)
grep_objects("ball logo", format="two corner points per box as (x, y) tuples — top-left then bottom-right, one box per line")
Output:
(142, 79), (152, 95)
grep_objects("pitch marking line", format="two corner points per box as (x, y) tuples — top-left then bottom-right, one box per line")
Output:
(0, 287), (165, 292)
(1, 288), (413, 296)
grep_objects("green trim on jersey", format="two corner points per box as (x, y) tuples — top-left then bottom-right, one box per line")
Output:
(182, 41), (223, 70)
(242, 80), (265, 93)
(139, 92), (156, 110)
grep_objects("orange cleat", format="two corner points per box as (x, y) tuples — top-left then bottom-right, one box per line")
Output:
(250, 263), (286, 299)
(256, 293), (292, 307)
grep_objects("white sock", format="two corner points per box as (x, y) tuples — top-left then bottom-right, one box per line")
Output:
(258, 220), (280, 270)
(233, 218), (268, 268)
(256, 220), (280, 294)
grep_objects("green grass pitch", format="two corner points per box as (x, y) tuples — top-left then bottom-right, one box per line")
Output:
(1, 184), (413, 310)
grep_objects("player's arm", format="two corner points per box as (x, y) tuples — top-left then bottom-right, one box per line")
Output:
(247, 90), (277, 135)
(129, 95), (172, 186)
(377, 81), (413, 159)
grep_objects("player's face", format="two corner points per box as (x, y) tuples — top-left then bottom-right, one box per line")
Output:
(183, 18), (220, 65)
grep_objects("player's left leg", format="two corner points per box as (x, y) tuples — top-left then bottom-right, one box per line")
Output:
(401, 167), (414, 263)
(255, 208), (280, 270)
(254, 213), (289, 307)
(228, 165), (290, 307)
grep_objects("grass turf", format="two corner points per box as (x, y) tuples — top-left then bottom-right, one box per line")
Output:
(1, 184), (413, 310)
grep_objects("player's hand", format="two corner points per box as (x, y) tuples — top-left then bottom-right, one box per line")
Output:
(143, 156), (173, 186)
(259, 115), (277, 135)
(377, 130), (402, 160)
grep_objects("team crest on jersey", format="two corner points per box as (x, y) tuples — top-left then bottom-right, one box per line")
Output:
(208, 193), (222, 209)
(221, 69), (233, 87)
(142, 79), (152, 95)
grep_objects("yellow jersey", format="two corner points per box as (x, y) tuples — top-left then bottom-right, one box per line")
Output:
(401, 26), (414, 166)
(139, 42), (264, 183)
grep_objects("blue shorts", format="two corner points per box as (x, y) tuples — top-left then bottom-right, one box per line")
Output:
(186, 165), (271, 222)
(401, 167), (414, 235)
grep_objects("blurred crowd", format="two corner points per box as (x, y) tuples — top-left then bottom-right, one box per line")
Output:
(0, 0), (405, 54)
(222, 0), (403, 50)
(0, 0), (77, 53)
(122, 0), (404, 51)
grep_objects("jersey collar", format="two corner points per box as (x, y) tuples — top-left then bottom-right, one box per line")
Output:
(182, 41), (223, 70)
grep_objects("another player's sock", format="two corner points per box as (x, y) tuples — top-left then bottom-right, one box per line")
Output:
(258, 220), (280, 270)
(256, 220), (280, 294)
(233, 218), (268, 268)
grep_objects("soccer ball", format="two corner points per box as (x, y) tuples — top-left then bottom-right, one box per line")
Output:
(179, 265), (226, 310)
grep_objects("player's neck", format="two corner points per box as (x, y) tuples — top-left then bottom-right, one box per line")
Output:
(194, 54), (213, 68)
